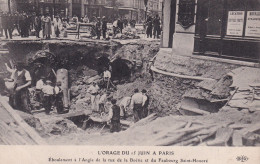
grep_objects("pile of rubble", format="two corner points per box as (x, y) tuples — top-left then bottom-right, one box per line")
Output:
(85, 110), (260, 146)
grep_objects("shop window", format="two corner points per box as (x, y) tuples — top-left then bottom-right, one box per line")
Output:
(177, 0), (196, 28)
(206, 0), (224, 36)
(225, 0), (260, 38)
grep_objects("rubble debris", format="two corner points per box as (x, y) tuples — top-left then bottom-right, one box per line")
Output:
(83, 110), (260, 146)
(226, 67), (260, 111)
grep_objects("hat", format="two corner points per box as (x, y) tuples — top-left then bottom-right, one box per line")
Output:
(142, 89), (147, 93)
(46, 80), (52, 84)
(16, 62), (24, 67)
(111, 99), (117, 104)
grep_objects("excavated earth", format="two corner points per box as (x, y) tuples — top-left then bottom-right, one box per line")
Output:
(0, 39), (259, 146)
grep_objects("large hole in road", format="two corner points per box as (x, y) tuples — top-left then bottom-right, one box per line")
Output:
(0, 40), (233, 142)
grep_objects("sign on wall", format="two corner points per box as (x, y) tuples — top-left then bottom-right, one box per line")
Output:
(226, 11), (245, 36)
(245, 11), (260, 37)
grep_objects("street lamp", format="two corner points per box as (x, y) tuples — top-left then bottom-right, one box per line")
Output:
(144, 0), (148, 21)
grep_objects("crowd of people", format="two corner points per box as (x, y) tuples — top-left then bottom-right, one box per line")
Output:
(0, 11), (161, 40)
(0, 11), (66, 39)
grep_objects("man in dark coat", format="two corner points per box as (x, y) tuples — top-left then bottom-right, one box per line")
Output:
(2, 12), (13, 39)
(0, 12), (4, 37)
(108, 99), (121, 133)
(95, 17), (101, 39)
(34, 14), (42, 38)
(153, 15), (161, 39)
(118, 18), (123, 33)
(146, 16), (153, 38)
(101, 16), (107, 39)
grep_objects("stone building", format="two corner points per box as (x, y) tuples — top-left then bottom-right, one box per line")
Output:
(0, 0), (16, 13)
(82, 0), (162, 23)
(161, 0), (260, 62)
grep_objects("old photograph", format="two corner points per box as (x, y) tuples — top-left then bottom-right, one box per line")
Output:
(0, 0), (259, 149)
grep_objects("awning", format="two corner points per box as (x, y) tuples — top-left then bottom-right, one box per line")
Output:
(118, 7), (137, 11)
(104, 6), (113, 9)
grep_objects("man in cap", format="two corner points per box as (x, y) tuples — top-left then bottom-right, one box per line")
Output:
(9, 62), (32, 113)
(107, 99), (121, 133)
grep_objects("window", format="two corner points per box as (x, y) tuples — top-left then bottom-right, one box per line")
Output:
(177, 0), (196, 28)
(225, 0), (260, 37)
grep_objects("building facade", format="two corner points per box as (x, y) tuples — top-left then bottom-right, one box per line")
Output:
(11, 0), (162, 21)
(0, 0), (16, 13)
(82, 0), (162, 23)
(162, 0), (260, 62)
(9, 0), (70, 18)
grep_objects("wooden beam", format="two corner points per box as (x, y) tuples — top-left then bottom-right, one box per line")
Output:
(180, 105), (210, 115)
(0, 96), (47, 145)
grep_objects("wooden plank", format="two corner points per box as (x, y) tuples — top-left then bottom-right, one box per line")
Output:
(180, 105), (210, 115)
(232, 131), (243, 146)
(59, 110), (89, 119)
(207, 127), (234, 146)
(0, 96), (46, 145)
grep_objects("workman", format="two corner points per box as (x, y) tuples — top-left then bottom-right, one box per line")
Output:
(119, 96), (131, 119)
(98, 91), (110, 114)
(35, 76), (46, 106)
(142, 89), (149, 118)
(103, 68), (111, 89)
(130, 89), (144, 122)
(8, 62), (32, 113)
(107, 99), (121, 133)
(54, 81), (64, 114)
(87, 82), (100, 112)
(42, 80), (54, 114)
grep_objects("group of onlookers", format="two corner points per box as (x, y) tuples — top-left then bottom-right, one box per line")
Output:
(0, 11), (32, 39)
(145, 14), (161, 39)
(0, 11), (66, 39)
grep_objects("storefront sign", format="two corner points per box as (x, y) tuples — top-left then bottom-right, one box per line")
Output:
(245, 11), (260, 37)
(226, 11), (244, 36)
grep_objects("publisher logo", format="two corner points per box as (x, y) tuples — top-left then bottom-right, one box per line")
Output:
(236, 155), (249, 162)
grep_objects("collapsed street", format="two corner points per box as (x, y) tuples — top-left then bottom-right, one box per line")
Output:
(0, 38), (259, 146)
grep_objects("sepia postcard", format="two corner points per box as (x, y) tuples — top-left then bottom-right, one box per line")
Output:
(0, 0), (259, 163)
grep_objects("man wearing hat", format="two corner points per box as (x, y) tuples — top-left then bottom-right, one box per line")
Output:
(101, 16), (107, 39)
(9, 62), (32, 113)
(107, 99), (121, 133)
(95, 17), (101, 39)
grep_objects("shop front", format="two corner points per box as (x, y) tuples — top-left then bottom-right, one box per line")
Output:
(194, 0), (260, 61)
(38, 2), (67, 18)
